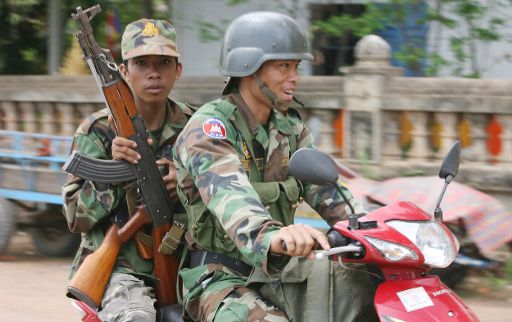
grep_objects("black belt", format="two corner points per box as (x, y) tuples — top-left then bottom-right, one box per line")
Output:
(190, 250), (253, 277)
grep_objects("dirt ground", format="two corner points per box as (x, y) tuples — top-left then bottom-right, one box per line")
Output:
(1, 231), (512, 322)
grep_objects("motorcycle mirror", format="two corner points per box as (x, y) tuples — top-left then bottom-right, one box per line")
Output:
(438, 141), (461, 182)
(289, 148), (359, 229)
(288, 148), (338, 186)
(434, 140), (461, 221)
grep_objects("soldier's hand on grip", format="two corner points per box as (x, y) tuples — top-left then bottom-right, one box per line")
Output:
(269, 224), (330, 260)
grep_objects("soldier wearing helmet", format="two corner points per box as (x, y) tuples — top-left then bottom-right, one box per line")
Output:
(174, 11), (377, 322)
(62, 18), (195, 322)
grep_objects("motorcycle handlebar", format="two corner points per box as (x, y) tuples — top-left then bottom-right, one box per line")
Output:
(327, 229), (349, 247)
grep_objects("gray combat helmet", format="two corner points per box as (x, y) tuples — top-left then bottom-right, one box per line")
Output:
(220, 11), (314, 78)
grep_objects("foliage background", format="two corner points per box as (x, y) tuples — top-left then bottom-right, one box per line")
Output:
(0, 0), (169, 74)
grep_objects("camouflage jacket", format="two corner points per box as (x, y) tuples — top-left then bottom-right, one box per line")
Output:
(174, 93), (365, 318)
(62, 98), (194, 281)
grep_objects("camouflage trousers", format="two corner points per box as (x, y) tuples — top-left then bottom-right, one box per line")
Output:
(98, 273), (157, 322)
(213, 287), (288, 322)
(181, 258), (377, 322)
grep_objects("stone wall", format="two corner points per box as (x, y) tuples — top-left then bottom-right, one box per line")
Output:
(1, 35), (511, 205)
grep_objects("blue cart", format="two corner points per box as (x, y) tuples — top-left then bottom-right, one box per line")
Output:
(0, 130), (80, 257)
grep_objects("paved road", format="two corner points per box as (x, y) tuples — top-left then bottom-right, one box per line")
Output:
(1, 232), (512, 322)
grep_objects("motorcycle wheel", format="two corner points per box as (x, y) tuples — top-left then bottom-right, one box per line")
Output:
(430, 262), (469, 289)
(29, 222), (80, 257)
(0, 198), (15, 254)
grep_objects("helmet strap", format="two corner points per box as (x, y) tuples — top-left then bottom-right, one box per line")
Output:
(254, 75), (290, 114)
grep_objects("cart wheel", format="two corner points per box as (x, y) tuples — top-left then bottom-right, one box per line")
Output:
(0, 198), (16, 254)
(29, 221), (80, 257)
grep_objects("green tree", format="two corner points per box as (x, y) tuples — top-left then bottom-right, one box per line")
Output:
(0, 0), (170, 75)
(0, 0), (48, 74)
(312, 0), (509, 77)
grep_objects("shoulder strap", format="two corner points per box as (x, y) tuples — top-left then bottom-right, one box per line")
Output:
(79, 107), (110, 135)
(211, 98), (237, 119)
(233, 110), (263, 182)
(288, 129), (297, 155)
(175, 100), (199, 117)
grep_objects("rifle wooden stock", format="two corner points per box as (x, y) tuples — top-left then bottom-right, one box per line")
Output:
(102, 81), (138, 138)
(67, 208), (152, 309)
(67, 225), (121, 309)
(152, 223), (179, 305)
(118, 207), (152, 242)
(118, 207), (154, 259)
(134, 235), (154, 260)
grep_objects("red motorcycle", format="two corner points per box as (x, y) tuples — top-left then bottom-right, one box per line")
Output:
(72, 142), (478, 322)
(288, 142), (480, 322)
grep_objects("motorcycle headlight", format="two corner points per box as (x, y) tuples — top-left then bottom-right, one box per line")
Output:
(387, 220), (459, 268)
(365, 236), (419, 262)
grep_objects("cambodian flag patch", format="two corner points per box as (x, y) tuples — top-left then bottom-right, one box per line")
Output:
(202, 118), (227, 139)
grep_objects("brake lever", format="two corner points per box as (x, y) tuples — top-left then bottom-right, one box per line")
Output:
(315, 244), (362, 260)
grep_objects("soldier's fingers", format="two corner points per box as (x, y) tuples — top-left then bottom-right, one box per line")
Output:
(112, 137), (140, 163)
(113, 136), (137, 148)
(156, 158), (173, 167)
(306, 226), (330, 251)
(147, 137), (153, 146)
(286, 226), (310, 255)
(296, 225), (322, 255)
(292, 225), (328, 259)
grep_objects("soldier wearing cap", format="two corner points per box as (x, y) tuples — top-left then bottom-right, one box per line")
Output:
(62, 18), (194, 322)
(173, 11), (377, 322)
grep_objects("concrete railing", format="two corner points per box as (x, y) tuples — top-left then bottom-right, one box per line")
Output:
(1, 35), (511, 204)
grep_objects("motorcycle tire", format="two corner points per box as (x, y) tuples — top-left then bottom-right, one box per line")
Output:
(28, 223), (80, 257)
(0, 198), (15, 254)
(430, 262), (469, 289)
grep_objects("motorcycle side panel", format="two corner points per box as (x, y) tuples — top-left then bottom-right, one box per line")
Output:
(374, 276), (480, 322)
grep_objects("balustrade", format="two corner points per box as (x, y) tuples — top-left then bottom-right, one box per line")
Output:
(0, 35), (511, 197)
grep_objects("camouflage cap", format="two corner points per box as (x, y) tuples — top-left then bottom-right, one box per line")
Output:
(121, 18), (180, 60)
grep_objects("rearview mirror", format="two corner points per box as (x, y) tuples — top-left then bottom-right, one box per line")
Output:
(288, 148), (338, 186)
(439, 141), (461, 180)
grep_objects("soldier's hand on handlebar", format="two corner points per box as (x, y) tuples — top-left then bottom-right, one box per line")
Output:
(269, 224), (330, 260)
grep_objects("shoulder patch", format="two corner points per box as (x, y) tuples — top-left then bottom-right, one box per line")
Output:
(202, 118), (227, 139)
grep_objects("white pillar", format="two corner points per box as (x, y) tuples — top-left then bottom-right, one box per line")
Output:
(434, 112), (459, 160)
(19, 102), (37, 133)
(1, 102), (18, 131)
(56, 103), (76, 135)
(464, 114), (488, 163)
(407, 111), (430, 160)
(381, 111), (402, 160)
(343, 35), (402, 163)
(39, 102), (57, 134)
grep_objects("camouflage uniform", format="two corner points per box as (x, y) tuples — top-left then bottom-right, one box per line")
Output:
(173, 12), (377, 322)
(174, 94), (373, 322)
(62, 18), (192, 322)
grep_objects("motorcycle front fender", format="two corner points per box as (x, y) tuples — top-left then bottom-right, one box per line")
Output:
(374, 276), (480, 322)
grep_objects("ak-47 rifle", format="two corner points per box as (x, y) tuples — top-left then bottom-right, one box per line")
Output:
(65, 4), (179, 309)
